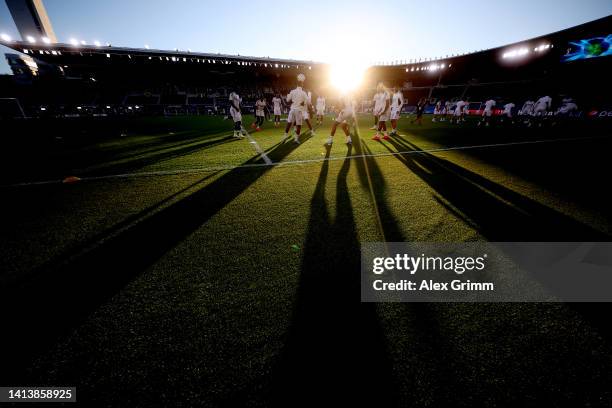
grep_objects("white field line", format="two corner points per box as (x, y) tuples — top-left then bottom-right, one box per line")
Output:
(242, 127), (272, 165)
(3, 135), (608, 188)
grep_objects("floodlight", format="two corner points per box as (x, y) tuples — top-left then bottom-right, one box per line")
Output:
(26, 35), (36, 43)
(94, 41), (101, 47)
(502, 47), (529, 59)
(41, 36), (51, 44)
(0, 33), (11, 42)
(69, 38), (79, 46)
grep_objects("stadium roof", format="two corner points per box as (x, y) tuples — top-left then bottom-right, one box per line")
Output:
(0, 40), (325, 69)
(0, 14), (609, 73)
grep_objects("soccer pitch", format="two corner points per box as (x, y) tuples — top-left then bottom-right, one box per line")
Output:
(1, 114), (612, 406)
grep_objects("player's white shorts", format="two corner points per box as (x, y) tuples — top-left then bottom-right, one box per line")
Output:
(273, 107), (281, 116)
(483, 109), (493, 117)
(316, 107), (325, 115)
(335, 108), (354, 123)
(378, 109), (391, 122)
(441, 108), (447, 115)
(287, 108), (303, 126)
(230, 106), (242, 122)
(390, 107), (401, 120)
(256, 111), (265, 117)
(504, 111), (513, 118)
(454, 109), (463, 116)
(303, 111), (310, 120)
(433, 108), (441, 115)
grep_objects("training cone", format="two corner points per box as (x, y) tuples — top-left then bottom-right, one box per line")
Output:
(62, 176), (81, 184)
(291, 244), (300, 252)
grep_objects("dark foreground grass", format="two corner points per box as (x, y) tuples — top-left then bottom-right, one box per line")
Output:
(1, 114), (611, 406)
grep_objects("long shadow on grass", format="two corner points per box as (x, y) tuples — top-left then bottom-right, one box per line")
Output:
(351, 137), (478, 406)
(1, 130), (234, 184)
(403, 122), (612, 216)
(382, 135), (612, 340)
(71, 134), (238, 177)
(384, 136), (609, 241)
(0, 134), (311, 383)
(270, 145), (398, 405)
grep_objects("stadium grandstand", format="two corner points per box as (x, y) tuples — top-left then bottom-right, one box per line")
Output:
(0, 15), (610, 119)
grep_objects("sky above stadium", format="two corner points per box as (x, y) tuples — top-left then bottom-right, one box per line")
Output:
(1, 0), (611, 74)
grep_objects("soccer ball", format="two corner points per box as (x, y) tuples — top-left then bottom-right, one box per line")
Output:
(297, 73), (306, 82)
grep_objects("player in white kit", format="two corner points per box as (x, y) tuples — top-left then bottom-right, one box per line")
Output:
(433, 100), (442, 122)
(556, 98), (578, 116)
(370, 90), (380, 130)
(452, 100), (466, 124)
(534, 95), (552, 117)
(390, 87), (404, 136)
(520, 99), (535, 124)
(316, 95), (326, 125)
(444, 100), (452, 122)
(301, 89), (315, 135)
(229, 91), (245, 138)
(479, 98), (496, 126)
(283, 74), (309, 144)
(532, 95), (552, 127)
(254, 97), (266, 131)
(373, 83), (391, 141)
(501, 102), (515, 123)
(272, 94), (283, 127)
(326, 94), (354, 145)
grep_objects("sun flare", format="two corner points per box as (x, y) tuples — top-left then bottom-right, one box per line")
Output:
(329, 61), (368, 93)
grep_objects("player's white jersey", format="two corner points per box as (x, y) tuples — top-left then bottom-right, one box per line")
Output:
(255, 100), (266, 116)
(229, 92), (241, 109)
(535, 96), (552, 111)
(316, 96), (325, 109)
(316, 96), (325, 115)
(229, 92), (242, 122)
(503, 103), (515, 117)
(287, 86), (308, 112)
(557, 102), (578, 114)
(372, 92), (380, 112)
(341, 96), (354, 113)
(434, 101), (442, 114)
(521, 100), (535, 115)
(374, 91), (391, 116)
(391, 91), (404, 109)
(272, 97), (282, 112)
(482, 99), (496, 117)
(454, 101), (466, 115)
(336, 95), (355, 123)
(444, 101), (451, 113)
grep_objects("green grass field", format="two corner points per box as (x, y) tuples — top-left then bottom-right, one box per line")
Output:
(1, 114), (612, 406)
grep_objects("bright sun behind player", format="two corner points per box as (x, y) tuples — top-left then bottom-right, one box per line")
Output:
(329, 60), (368, 93)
